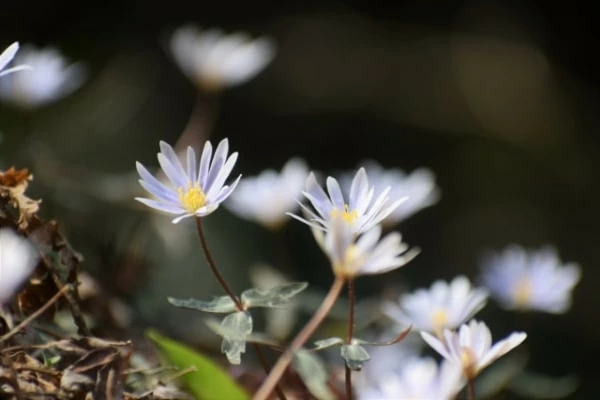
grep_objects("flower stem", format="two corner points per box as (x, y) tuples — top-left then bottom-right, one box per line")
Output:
(345, 279), (355, 399)
(253, 276), (346, 400)
(195, 217), (243, 311)
(195, 217), (286, 399)
(467, 378), (475, 400)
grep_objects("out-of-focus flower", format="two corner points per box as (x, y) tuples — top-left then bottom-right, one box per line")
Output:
(169, 24), (276, 91)
(0, 44), (87, 108)
(356, 357), (464, 400)
(0, 42), (33, 78)
(384, 276), (488, 336)
(340, 161), (440, 227)
(480, 245), (581, 313)
(0, 228), (39, 305)
(136, 139), (241, 223)
(226, 158), (308, 229)
(421, 319), (527, 379)
(290, 168), (403, 237)
(317, 216), (418, 278)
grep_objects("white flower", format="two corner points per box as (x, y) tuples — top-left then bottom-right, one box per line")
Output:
(290, 168), (403, 236)
(0, 42), (33, 78)
(135, 139), (241, 223)
(384, 276), (488, 335)
(318, 216), (418, 278)
(225, 158), (308, 229)
(480, 245), (581, 313)
(421, 319), (527, 379)
(0, 44), (87, 108)
(356, 357), (464, 400)
(340, 161), (440, 226)
(0, 228), (39, 305)
(169, 24), (276, 91)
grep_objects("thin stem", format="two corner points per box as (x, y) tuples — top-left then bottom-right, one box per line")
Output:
(253, 276), (346, 400)
(195, 217), (286, 399)
(253, 343), (287, 400)
(1, 284), (70, 343)
(467, 378), (475, 400)
(195, 217), (243, 311)
(345, 279), (355, 400)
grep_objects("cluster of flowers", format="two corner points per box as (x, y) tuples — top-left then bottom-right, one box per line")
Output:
(135, 137), (580, 399)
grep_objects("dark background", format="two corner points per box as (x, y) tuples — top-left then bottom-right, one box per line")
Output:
(1, 1), (598, 398)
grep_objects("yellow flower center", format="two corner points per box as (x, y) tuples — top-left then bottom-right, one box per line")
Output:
(330, 204), (359, 224)
(178, 184), (207, 213)
(459, 347), (477, 378)
(513, 278), (532, 308)
(432, 309), (448, 334)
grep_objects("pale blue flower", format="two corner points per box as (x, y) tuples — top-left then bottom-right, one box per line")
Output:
(0, 44), (86, 108)
(356, 357), (464, 400)
(421, 319), (527, 379)
(0, 42), (32, 78)
(226, 157), (308, 229)
(136, 139), (241, 223)
(384, 276), (488, 335)
(290, 168), (403, 235)
(480, 245), (581, 313)
(339, 160), (440, 227)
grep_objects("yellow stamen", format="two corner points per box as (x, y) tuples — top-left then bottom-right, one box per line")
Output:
(432, 309), (448, 333)
(330, 204), (359, 224)
(513, 278), (531, 307)
(459, 347), (477, 378)
(178, 184), (207, 213)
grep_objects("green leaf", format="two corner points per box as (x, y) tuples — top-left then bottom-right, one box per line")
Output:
(292, 349), (335, 400)
(311, 337), (344, 351)
(241, 282), (308, 309)
(341, 342), (370, 371)
(146, 329), (249, 400)
(215, 312), (253, 365)
(167, 295), (237, 313)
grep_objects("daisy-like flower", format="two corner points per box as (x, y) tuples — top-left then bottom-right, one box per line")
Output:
(421, 319), (527, 379)
(135, 139), (241, 223)
(480, 245), (581, 313)
(291, 168), (403, 237)
(225, 158), (308, 229)
(340, 161), (440, 227)
(0, 42), (32, 78)
(0, 228), (40, 305)
(384, 276), (488, 336)
(0, 44), (87, 109)
(169, 24), (276, 91)
(356, 357), (464, 400)
(318, 215), (418, 278)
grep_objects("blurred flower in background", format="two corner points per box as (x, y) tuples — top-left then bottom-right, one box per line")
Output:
(0, 42), (32, 78)
(355, 357), (464, 400)
(421, 319), (527, 379)
(480, 245), (581, 313)
(0, 228), (39, 306)
(340, 161), (440, 227)
(384, 276), (488, 336)
(136, 139), (241, 223)
(226, 157), (308, 230)
(168, 24), (276, 92)
(0, 44), (86, 109)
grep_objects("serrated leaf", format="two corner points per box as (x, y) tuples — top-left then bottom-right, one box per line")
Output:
(146, 329), (249, 400)
(167, 295), (237, 313)
(292, 349), (335, 400)
(508, 370), (579, 399)
(241, 282), (308, 309)
(341, 343), (370, 371)
(219, 312), (253, 365)
(205, 318), (281, 350)
(312, 337), (344, 351)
